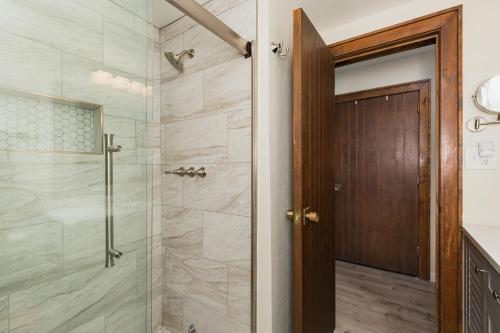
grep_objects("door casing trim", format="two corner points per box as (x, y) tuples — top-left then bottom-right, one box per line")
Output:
(329, 6), (463, 332)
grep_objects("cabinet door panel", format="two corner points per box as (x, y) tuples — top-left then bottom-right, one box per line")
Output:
(465, 239), (487, 333)
(486, 266), (500, 333)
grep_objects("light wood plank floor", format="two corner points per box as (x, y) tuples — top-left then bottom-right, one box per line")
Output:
(336, 260), (436, 333)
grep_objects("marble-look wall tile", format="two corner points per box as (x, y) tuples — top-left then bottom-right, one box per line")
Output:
(162, 207), (203, 259)
(63, 215), (104, 269)
(182, 25), (239, 75)
(161, 114), (227, 164)
(182, 298), (250, 333)
(0, 223), (63, 295)
(228, 127), (251, 163)
(0, 163), (80, 229)
(0, 30), (61, 96)
(113, 0), (148, 18)
(228, 266), (251, 325)
(202, 212), (250, 264)
(6, 150), (103, 165)
(0, 159), (106, 264)
(163, 288), (183, 333)
(0, 296), (8, 333)
(160, 72), (203, 122)
(104, 296), (147, 333)
(104, 116), (136, 138)
(152, 39), (162, 82)
(0, 0), (103, 62)
(114, 164), (148, 208)
(135, 121), (161, 165)
(77, 0), (135, 28)
(227, 108), (251, 129)
(158, 0), (229, 43)
(62, 53), (147, 121)
(152, 204), (162, 237)
(161, 165), (183, 207)
(183, 163), (251, 216)
(164, 250), (227, 313)
(8, 255), (137, 333)
(151, 164), (162, 206)
(152, 82), (162, 124)
(152, 236), (163, 330)
(114, 209), (149, 249)
(203, 57), (251, 114)
(228, 0), (247, 8)
(69, 316), (104, 333)
(104, 18), (147, 77)
(219, 0), (256, 39)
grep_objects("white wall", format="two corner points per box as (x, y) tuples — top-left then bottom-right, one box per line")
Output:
(336, 46), (437, 281)
(257, 1), (295, 333)
(323, 0), (500, 227)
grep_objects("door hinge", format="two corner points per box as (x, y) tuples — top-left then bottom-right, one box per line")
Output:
(417, 246), (420, 257)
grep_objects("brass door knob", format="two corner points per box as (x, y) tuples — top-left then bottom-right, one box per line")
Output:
(286, 210), (294, 221)
(305, 211), (319, 223)
(303, 207), (319, 225)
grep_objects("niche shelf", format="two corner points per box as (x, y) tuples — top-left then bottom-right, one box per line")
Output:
(0, 86), (103, 154)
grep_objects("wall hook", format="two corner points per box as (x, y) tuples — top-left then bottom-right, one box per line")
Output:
(271, 41), (289, 57)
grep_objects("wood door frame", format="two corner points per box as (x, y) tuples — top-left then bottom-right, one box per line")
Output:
(329, 6), (462, 333)
(336, 80), (431, 281)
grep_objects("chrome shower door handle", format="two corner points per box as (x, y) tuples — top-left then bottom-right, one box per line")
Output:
(104, 133), (123, 268)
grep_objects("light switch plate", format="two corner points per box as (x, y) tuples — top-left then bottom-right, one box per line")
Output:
(465, 146), (497, 170)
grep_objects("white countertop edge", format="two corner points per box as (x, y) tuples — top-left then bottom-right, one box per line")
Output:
(463, 224), (500, 274)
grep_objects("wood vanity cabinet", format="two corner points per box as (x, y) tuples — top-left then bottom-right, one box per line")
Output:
(464, 235), (500, 333)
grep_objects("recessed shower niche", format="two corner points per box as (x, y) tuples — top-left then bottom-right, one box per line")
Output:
(0, 86), (103, 154)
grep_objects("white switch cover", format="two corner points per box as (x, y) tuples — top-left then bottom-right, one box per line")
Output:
(466, 143), (497, 170)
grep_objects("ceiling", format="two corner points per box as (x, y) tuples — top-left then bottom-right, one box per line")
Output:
(288, 0), (414, 32)
(152, 0), (413, 30)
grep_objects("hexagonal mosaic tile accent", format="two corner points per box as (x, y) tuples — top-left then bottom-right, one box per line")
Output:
(0, 90), (101, 153)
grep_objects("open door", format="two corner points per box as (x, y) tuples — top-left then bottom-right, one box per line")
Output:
(291, 8), (335, 333)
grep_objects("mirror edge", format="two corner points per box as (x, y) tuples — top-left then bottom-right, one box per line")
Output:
(473, 75), (500, 115)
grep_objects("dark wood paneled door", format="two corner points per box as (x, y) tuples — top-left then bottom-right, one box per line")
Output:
(333, 81), (430, 278)
(292, 8), (335, 333)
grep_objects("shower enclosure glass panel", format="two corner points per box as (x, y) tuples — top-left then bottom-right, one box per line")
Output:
(0, 1), (154, 332)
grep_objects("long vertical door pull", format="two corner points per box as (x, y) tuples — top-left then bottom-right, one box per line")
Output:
(104, 133), (123, 268)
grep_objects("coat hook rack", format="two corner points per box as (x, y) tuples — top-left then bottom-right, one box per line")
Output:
(271, 41), (289, 57)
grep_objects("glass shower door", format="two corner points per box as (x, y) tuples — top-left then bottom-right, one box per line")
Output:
(0, 0), (153, 332)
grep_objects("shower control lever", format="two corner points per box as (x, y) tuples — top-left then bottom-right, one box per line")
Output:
(165, 167), (207, 178)
(165, 167), (187, 177)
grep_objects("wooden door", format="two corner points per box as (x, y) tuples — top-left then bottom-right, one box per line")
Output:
(333, 82), (430, 277)
(292, 8), (335, 333)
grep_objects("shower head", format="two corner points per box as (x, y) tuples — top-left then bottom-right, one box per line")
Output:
(164, 49), (195, 72)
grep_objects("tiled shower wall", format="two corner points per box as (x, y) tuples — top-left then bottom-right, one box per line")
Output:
(159, 0), (255, 332)
(0, 0), (161, 332)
